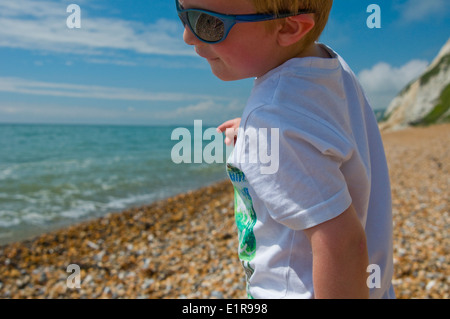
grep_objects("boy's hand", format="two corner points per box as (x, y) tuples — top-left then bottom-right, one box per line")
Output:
(217, 118), (241, 146)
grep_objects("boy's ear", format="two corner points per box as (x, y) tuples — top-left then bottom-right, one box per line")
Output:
(276, 14), (315, 47)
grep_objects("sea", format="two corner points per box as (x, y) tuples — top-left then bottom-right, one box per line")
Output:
(0, 123), (229, 245)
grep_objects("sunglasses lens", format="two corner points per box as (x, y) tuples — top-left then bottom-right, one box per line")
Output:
(186, 11), (224, 43)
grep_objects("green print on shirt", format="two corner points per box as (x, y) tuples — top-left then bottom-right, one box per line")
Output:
(226, 164), (257, 261)
(234, 186), (257, 260)
(227, 164), (257, 298)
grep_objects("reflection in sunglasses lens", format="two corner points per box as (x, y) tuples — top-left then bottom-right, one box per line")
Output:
(188, 12), (224, 42)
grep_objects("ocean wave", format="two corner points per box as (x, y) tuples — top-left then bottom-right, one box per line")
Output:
(0, 211), (20, 228)
(60, 201), (99, 219)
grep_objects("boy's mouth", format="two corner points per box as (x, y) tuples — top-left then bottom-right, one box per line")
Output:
(206, 57), (220, 63)
(195, 47), (219, 62)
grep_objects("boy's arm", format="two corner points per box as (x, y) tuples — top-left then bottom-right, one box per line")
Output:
(303, 204), (370, 299)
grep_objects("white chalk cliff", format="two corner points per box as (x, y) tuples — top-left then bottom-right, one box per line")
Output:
(379, 37), (450, 131)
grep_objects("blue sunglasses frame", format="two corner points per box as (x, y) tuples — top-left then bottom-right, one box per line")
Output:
(176, 0), (314, 44)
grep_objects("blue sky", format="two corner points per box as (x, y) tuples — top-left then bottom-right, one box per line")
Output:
(0, 0), (448, 126)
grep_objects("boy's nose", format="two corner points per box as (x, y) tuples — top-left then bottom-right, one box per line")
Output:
(183, 27), (199, 46)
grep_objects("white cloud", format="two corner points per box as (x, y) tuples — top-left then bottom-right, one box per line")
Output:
(0, 76), (243, 125)
(0, 77), (221, 102)
(0, 0), (193, 57)
(172, 100), (219, 117)
(153, 100), (244, 123)
(395, 0), (449, 23)
(0, 102), (159, 125)
(358, 59), (429, 109)
(0, 99), (245, 126)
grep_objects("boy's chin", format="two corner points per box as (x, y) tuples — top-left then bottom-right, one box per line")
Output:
(213, 73), (238, 82)
(210, 66), (249, 82)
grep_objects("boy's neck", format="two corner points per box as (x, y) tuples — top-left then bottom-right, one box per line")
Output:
(257, 43), (332, 80)
(296, 42), (331, 59)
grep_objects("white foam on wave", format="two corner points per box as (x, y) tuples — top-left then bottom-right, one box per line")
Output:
(21, 211), (53, 226)
(0, 210), (21, 227)
(58, 193), (158, 220)
(0, 167), (14, 180)
(60, 201), (98, 219)
(105, 193), (158, 211)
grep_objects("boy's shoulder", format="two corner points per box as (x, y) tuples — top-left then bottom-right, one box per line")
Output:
(247, 45), (344, 111)
(254, 44), (344, 91)
(242, 44), (370, 139)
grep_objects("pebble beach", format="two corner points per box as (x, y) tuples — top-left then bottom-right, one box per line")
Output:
(0, 123), (448, 299)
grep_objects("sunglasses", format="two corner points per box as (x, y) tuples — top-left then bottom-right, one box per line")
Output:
(175, 0), (314, 44)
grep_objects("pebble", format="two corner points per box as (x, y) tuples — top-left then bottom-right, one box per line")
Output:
(0, 179), (245, 299)
(0, 124), (448, 299)
(382, 123), (449, 299)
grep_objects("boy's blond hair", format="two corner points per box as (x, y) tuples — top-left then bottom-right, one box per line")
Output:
(250, 0), (333, 48)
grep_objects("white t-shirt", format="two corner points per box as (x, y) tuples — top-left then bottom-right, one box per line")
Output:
(226, 44), (395, 299)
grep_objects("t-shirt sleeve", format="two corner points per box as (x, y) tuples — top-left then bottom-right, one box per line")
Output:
(237, 106), (355, 231)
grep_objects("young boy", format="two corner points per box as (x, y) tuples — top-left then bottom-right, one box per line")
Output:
(176, 0), (395, 299)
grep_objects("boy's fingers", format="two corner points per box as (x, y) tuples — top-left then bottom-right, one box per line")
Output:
(217, 118), (240, 146)
(216, 119), (235, 133)
(217, 118), (241, 133)
(225, 128), (239, 146)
